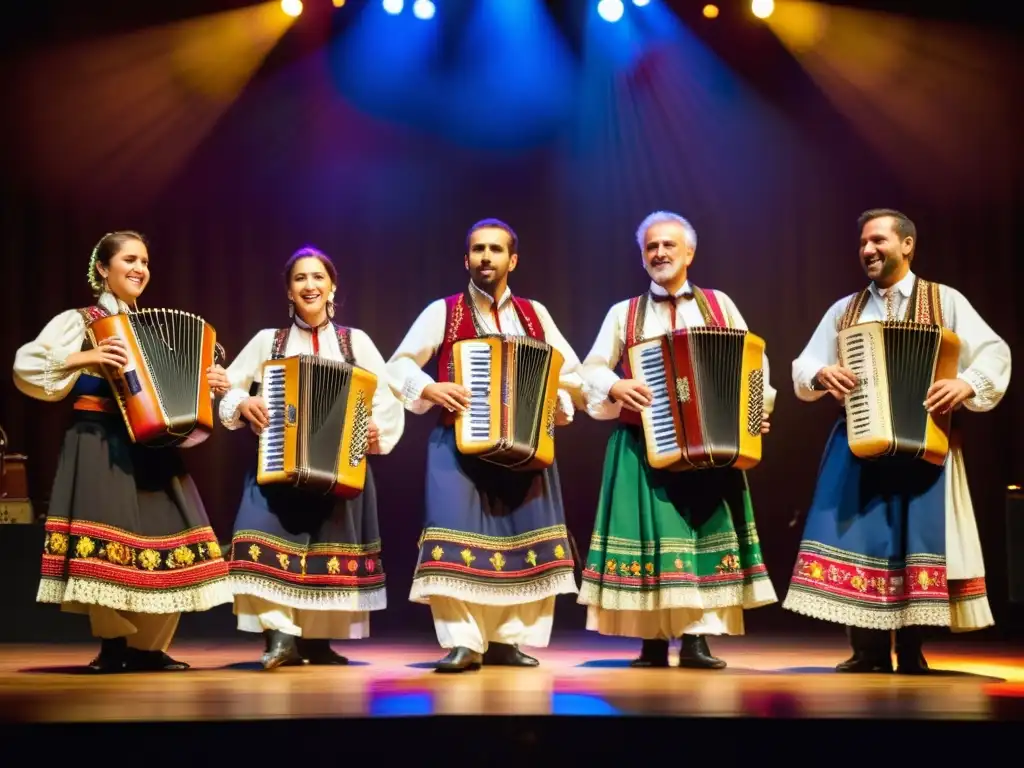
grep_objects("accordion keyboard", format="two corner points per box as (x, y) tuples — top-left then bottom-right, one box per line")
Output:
(636, 345), (677, 457)
(459, 341), (493, 445)
(260, 364), (287, 474)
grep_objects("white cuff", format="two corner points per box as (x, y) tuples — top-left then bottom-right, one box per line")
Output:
(556, 389), (574, 424)
(218, 388), (249, 430)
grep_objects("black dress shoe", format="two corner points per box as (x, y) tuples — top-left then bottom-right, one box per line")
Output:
(434, 646), (482, 673)
(895, 628), (930, 675)
(296, 638), (349, 665)
(678, 635), (727, 669)
(837, 626), (893, 673)
(835, 652), (894, 673)
(124, 648), (190, 671)
(261, 630), (303, 670)
(482, 642), (539, 667)
(87, 638), (127, 673)
(630, 639), (669, 668)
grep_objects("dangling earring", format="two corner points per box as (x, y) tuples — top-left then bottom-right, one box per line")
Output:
(288, 300), (295, 319)
(326, 301), (335, 320)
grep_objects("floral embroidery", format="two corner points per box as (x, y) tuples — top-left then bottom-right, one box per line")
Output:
(644, 562), (655, 575)
(554, 544), (565, 560)
(673, 557), (684, 570)
(276, 553), (290, 570)
(139, 549), (161, 571)
(366, 558), (377, 573)
(525, 550), (538, 567)
(461, 548), (476, 566)
(207, 541), (222, 559)
(248, 544), (262, 562)
(326, 557), (341, 575)
(103, 541), (133, 566)
(716, 554), (740, 574)
(347, 559), (359, 573)
(47, 532), (69, 556)
(605, 559), (617, 575)
(489, 552), (506, 571)
(629, 561), (641, 576)
(167, 546), (195, 569)
(431, 546), (444, 561)
(76, 537), (96, 558)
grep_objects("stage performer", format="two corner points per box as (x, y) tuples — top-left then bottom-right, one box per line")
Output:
(385, 218), (582, 673)
(13, 230), (232, 673)
(208, 246), (404, 670)
(577, 211), (777, 669)
(782, 208), (1011, 673)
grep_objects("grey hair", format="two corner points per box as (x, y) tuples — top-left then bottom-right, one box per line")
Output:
(635, 211), (697, 251)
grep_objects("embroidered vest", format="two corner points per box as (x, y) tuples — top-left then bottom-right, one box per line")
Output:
(270, 324), (356, 364)
(618, 286), (729, 426)
(71, 305), (115, 400)
(435, 290), (546, 426)
(836, 276), (944, 333)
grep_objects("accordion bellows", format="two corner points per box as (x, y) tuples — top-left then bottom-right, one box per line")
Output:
(87, 309), (218, 448)
(838, 320), (960, 466)
(256, 354), (376, 498)
(627, 327), (765, 471)
(452, 334), (564, 470)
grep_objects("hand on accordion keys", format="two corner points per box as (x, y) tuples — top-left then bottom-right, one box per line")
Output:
(609, 379), (653, 412)
(240, 395), (271, 434)
(814, 364), (859, 401)
(421, 382), (471, 412)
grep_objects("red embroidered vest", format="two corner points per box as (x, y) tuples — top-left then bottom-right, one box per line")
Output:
(435, 290), (546, 425)
(618, 286), (729, 426)
(270, 324), (355, 363)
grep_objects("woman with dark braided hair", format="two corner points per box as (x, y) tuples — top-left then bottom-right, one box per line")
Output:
(13, 231), (232, 673)
(207, 246), (404, 670)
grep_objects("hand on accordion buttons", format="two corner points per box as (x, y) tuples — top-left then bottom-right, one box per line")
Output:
(609, 379), (653, 412)
(240, 395), (270, 433)
(367, 421), (380, 454)
(815, 364), (859, 400)
(206, 364), (231, 396)
(924, 378), (975, 414)
(90, 336), (129, 370)
(422, 382), (471, 412)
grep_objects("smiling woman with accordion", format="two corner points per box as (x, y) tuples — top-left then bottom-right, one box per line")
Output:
(12, 231), (232, 673)
(208, 246), (404, 670)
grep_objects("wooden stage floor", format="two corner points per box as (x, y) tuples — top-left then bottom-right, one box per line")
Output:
(1, 633), (1022, 756)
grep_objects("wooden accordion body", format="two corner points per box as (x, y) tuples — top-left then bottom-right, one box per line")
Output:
(256, 355), (376, 498)
(87, 310), (217, 448)
(837, 320), (960, 466)
(452, 335), (564, 470)
(626, 327), (765, 471)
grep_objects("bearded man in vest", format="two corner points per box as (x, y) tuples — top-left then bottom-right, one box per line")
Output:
(386, 218), (583, 672)
(577, 210), (778, 669)
(782, 208), (1011, 673)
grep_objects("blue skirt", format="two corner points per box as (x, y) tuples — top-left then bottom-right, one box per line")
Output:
(782, 418), (960, 629)
(228, 465), (385, 612)
(410, 425), (578, 606)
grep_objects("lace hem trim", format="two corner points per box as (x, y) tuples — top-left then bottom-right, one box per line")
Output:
(409, 571), (578, 606)
(577, 577), (777, 612)
(230, 574), (387, 612)
(781, 589), (955, 629)
(37, 575), (233, 614)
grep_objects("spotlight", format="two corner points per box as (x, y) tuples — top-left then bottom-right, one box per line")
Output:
(597, 0), (624, 23)
(703, 3), (719, 17)
(751, 0), (774, 19)
(382, 0), (404, 15)
(633, 0), (651, 6)
(412, 0), (435, 19)
(332, 0), (345, 7)
(280, 0), (302, 16)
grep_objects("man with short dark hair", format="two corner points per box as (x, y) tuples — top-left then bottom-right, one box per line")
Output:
(783, 208), (1011, 673)
(386, 219), (582, 672)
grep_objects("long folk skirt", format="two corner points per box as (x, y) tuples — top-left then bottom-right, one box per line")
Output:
(38, 411), (233, 614)
(228, 465), (386, 614)
(410, 425), (578, 606)
(782, 418), (990, 631)
(578, 425), (776, 638)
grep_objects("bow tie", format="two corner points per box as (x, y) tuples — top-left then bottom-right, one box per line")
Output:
(651, 291), (692, 302)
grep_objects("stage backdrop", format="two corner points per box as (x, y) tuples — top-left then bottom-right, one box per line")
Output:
(0, 0), (1020, 643)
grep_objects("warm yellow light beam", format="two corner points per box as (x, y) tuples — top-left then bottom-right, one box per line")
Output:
(703, 5), (720, 19)
(8, 1), (296, 209)
(751, 0), (774, 19)
(763, 0), (1021, 201)
(281, 0), (303, 16)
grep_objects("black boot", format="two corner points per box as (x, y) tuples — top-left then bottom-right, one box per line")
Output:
(261, 630), (302, 670)
(434, 646), (482, 673)
(630, 639), (669, 668)
(87, 637), (127, 673)
(835, 626), (893, 673)
(678, 634), (727, 669)
(123, 648), (190, 671)
(895, 627), (930, 675)
(296, 638), (348, 665)
(482, 642), (539, 667)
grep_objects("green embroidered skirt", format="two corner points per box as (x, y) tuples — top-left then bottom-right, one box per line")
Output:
(578, 425), (776, 622)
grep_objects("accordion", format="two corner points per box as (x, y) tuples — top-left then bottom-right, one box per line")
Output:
(451, 335), (564, 470)
(256, 355), (376, 498)
(87, 309), (219, 448)
(626, 327), (765, 471)
(837, 320), (960, 465)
